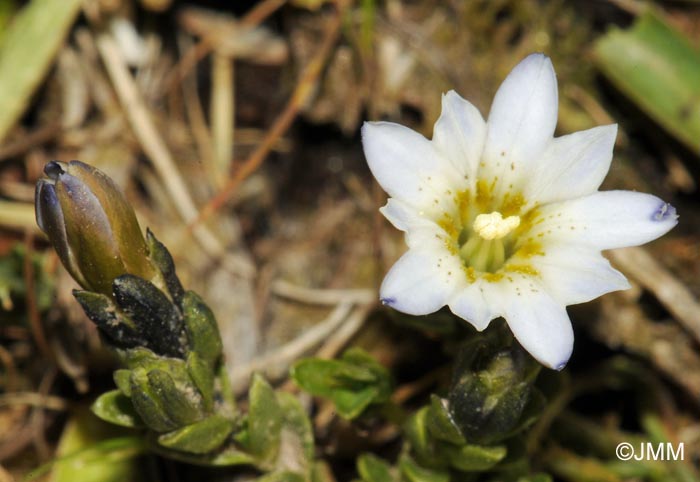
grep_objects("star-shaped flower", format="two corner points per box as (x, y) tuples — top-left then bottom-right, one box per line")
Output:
(362, 53), (678, 369)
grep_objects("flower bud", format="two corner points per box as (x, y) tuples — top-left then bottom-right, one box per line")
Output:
(35, 160), (155, 296)
(447, 335), (541, 444)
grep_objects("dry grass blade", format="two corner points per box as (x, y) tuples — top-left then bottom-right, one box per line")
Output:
(272, 280), (376, 305)
(95, 32), (255, 277)
(0, 0), (82, 142)
(189, 3), (346, 230)
(609, 247), (700, 344)
(232, 302), (354, 393)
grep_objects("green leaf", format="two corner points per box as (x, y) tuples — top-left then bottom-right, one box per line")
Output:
(91, 390), (143, 429)
(427, 395), (465, 446)
(517, 475), (553, 482)
(146, 369), (203, 426)
(357, 453), (395, 482)
(399, 456), (449, 482)
(129, 368), (178, 433)
(29, 408), (146, 482)
(292, 358), (377, 397)
(278, 391), (315, 464)
(146, 229), (185, 305)
(182, 290), (223, 365)
(333, 385), (380, 419)
(113, 370), (132, 397)
(404, 407), (447, 468)
(0, 0), (83, 142)
(291, 349), (393, 420)
(186, 352), (215, 411)
(247, 374), (283, 465)
(594, 11), (700, 153)
(445, 443), (507, 472)
(255, 471), (306, 482)
(157, 415), (234, 455)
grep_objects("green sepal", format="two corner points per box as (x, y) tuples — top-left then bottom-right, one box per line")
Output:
(73, 290), (144, 348)
(91, 389), (143, 428)
(157, 414), (234, 455)
(129, 368), (178, 433)
(246, 374), (283, 466)
(146, 229), (185, 306)
(357, 453), (395, 482)
(186, 352), (215, 412)
(113, 274), (186, 359)
(448, 343), (540, 445)
(147, 369), (203, 426)
(113, 369), (132, 397)
(182, 290), (222, 365)
(444, 443), (507, 472)
(398, 456), (449, 482)
(427, 395), (465, 446)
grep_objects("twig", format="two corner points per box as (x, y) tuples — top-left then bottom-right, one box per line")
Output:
(609, 247), (700, 345)
(231, 302), (354, 394)
(272, 280), (376, 306)
(189, 4), (345, 230)
(240, 0), (287, 27)
(95, 32), (255, 277)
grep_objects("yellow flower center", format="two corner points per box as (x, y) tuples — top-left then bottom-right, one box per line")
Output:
(437, 183), (543, 280)
(472, 212), (521, 240)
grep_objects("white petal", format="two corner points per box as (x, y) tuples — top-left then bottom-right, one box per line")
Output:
(432, 90), (487, 185)
(380, 198), (446, 249)
(526, 124), (617, 204)
(380, 248), (461, 316)
(380, 198), (433, 232)
(362, 121), (460, 213)
(532, 245), (630, 305)
(499, 278), (574, 370)
(531, 191), (678, 250)
(448, 280), (501, 331)
(482, 54), (558, 191)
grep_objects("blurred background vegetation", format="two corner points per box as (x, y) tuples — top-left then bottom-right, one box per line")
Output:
(0, 0), (699, 481)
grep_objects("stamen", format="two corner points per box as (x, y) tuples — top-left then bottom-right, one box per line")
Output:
(473, 212), (520, 240)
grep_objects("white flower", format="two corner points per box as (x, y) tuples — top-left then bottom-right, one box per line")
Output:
(361, 53), (678, 370)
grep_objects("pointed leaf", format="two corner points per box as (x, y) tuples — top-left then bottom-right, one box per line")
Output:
(157, 415), (233, 455)
(91, 390), (142, 428)
(247, 374), (283, 465)
(357, 453), (395, 482)
(398, 456), (449, 482)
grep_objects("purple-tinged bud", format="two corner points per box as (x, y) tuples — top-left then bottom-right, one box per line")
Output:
(35, 161), (155, 296)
